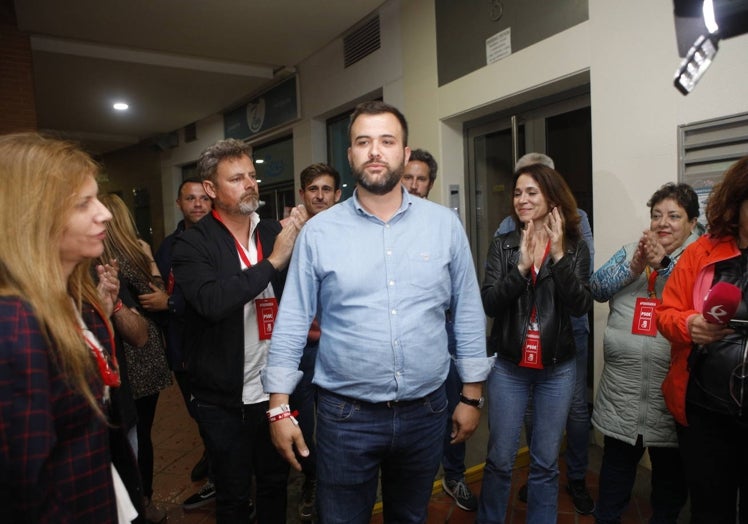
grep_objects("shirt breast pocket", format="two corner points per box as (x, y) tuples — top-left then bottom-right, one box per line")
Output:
(405, 250), (450, 294)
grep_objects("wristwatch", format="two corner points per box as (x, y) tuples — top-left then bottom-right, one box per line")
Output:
(658, 255), (672, 269)
(459, 393), (485, 409)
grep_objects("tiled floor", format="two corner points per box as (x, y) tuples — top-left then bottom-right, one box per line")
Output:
(149, 382), (685, 523)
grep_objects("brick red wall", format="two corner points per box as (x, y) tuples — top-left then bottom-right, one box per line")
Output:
(0, 1), (37, 134)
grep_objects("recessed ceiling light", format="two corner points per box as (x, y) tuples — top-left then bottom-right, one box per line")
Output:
(113, 102), (129, 111)
(255, 159), (265, 164)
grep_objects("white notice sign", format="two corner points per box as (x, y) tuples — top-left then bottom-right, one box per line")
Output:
(486, 28), (512, 65)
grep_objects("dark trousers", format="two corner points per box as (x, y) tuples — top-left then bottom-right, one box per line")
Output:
(442, 357), (466, 482)
(194, 399), (289, 524)
(290, 342), (318, 478)
(594, 435), (687, 524)
(134, 392), (159, 498)
(678, 402), (748, 524)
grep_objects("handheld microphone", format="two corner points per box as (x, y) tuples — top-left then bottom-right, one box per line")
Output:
(702, 281), (742, 324)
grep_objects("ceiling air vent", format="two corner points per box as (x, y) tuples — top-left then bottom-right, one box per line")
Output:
(343, 15), (380, 68)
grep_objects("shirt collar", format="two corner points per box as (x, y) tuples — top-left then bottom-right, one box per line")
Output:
(351, 185), (413, 222)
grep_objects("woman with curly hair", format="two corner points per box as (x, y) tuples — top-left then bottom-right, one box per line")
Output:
(658, 156), (748, 523)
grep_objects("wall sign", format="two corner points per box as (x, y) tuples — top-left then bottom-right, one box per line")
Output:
(224, 76), (299, 140)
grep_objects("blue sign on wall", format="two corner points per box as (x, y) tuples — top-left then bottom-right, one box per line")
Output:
(224, 76), (299, 140)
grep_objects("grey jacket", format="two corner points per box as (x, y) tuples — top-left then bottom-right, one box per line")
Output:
(590, 231), (699, 447)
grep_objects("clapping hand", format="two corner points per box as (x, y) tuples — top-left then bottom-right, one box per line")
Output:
(517, 220), (535, 276)
(544, 207), (565, 262)
(96, 259), (120, 316)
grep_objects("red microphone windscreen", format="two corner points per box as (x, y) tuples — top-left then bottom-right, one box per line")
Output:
(703, 282), (742, 324)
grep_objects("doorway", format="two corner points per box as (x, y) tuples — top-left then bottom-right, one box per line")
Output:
(465, 92), (593, 386)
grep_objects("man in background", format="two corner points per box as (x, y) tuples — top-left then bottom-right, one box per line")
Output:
(403, 148), (478, 512)
(402, 148), (437, 198)
(290, 162), (341, 521)
(142, 178), (219, 510)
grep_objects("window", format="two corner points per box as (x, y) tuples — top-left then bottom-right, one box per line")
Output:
(678, 112), (748, 228)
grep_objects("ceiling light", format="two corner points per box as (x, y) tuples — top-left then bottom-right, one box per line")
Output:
(255, 159), (265, 164)
(113, 102), (129, 111)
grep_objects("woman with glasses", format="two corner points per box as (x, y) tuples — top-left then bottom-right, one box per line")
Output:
(591, 183), (699, 524)
(658, 156), (748, 523)
(478, 163), (592, 522)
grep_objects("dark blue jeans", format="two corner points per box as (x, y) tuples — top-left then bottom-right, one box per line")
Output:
(194, 399), (289, 524)
(442, 356), (467, 482)
(315, 385), (448, 524)
(595, 435), (687, 524)
(290, 341), (318, 478)
(524, 322), (591, 482)
(478, 358), (575, 524)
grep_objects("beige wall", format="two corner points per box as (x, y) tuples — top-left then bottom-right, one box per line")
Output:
(157, 0), (748, 428)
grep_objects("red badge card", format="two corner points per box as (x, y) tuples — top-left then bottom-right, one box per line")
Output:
(256, 297), (278, 340)
(631, 297), (660, 337)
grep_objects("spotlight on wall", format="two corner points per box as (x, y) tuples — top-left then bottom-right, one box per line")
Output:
(673, 0), (748, 95)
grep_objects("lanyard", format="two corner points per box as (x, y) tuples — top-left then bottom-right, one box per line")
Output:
(646, 266), (659, 299)
(212, 210), (263, 267)
(76, 304), (120, 387)
(528, 240), (551, 322)
(530, 240), (551, 285)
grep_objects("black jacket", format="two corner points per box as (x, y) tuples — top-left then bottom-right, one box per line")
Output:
(482, 230), (592, 366)
(171, 213), (285, 407)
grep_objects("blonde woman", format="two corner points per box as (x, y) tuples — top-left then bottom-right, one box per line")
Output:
(0, 133), (137, 521)
(100, 194), (172, 523)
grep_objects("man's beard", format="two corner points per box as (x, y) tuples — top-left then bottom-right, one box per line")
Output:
(352, 161), (404, 196)
(238, 192), (260, 214)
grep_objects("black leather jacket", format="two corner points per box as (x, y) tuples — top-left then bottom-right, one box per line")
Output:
(482, 230), (592, 366)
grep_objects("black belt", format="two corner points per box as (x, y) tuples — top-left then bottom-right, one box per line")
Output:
(319, 385), (441, 409)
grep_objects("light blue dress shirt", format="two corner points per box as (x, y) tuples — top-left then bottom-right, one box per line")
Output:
(263, 188), (493, 402)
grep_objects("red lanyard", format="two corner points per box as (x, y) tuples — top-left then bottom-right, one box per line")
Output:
(77, 307), (120, 387)
(528, 241), (551, 322)
(646, 266), (659, 299)
(212, 210), (263, 267)
(82, 332), (120, 387)
(530, 241), (551, 285)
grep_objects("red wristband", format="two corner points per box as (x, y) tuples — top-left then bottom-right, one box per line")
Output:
(112, 299), (124, 314)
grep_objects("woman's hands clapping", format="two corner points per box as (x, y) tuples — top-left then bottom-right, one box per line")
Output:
(631, 230), (668, 275)
(545, 207), (565, 262)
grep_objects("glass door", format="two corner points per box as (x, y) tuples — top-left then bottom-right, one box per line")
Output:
(466, 93), (591, 283)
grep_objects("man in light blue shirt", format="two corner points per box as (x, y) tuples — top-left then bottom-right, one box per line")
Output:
(263, 101), (493, 523)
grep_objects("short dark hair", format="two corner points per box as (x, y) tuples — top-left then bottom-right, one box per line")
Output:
(511, 163), (581, 243)
(197, 139), (253, 183)
(647, 182), (699, 221)
(300, 163), (341, 191)
(408, 149), (438, 182)
(177, 176), (203, 198)
(706, 156), (748, 239)
(348, 100), (409, 146)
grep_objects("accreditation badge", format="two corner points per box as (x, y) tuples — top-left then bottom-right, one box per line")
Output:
(520, 319), (544, 369)
(255, 297), (278, 340)
(631, 297), (660, 337)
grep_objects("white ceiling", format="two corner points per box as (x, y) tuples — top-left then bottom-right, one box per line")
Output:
(14, 0), (386, 154)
